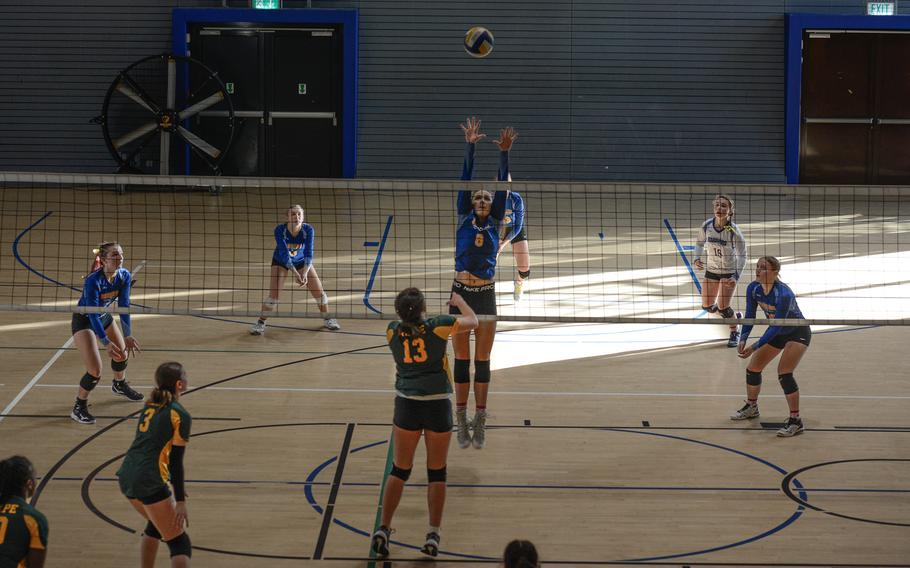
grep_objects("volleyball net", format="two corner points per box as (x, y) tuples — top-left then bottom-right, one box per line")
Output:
(1, 171), (908, 326)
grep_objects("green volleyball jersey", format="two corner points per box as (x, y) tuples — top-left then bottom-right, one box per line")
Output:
(387, 315), (459, 399)
(117, 400), (191, 495)
(0, 496), (48, 568)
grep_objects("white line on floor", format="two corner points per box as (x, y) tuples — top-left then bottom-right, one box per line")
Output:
(1, 337), (73, 424)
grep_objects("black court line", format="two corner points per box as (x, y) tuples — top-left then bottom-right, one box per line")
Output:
(0, 413), (240, 421)
(313, 422), (356, 559)
(354, 422), (910, 433)
(325, 557), (910, 567)
(834, 425), (910, 430)
(31, 343), (385, 506)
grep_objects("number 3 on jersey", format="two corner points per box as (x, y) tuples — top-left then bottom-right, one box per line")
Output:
(138, 408), (155, 432)
(402, 338), (428, 363)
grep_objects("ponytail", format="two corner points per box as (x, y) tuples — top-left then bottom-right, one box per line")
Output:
(504, 539), (539, 568)
(88, 241), (119, 275)
(150, 361), (185, 405)
(394, 287), (426, 333)
(0, 455), (35, 504)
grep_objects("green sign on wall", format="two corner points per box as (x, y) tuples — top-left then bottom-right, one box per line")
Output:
(252, 0), (281, 9)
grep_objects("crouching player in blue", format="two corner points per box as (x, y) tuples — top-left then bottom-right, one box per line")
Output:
(733, 256), (811, 437)
(117, 362), (193, 567)
(250, 204), (340, 335)
(371, 289), (478, 558)
(71, 241), (143, 425)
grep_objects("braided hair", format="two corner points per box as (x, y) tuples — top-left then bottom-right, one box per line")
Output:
(394, 287), (426, 334)
(0, 455), (36, 503)
(504, 539), (539, 568)
(149, 361), (186, 405)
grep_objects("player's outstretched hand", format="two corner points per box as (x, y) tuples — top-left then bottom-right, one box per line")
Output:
(106, 341), (125, 361)
(494, 127), (518, 151)
(737, 343), (753, 359)
(693, 259), (705, 270)
(460, 117), (487, 144)
(124, 336), (141, 357)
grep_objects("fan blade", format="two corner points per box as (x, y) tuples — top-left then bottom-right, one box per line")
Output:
(178, 92), (225, 121)
(113, 121), (158, 149)
(177, 126), (221, 159)
(115, 83), (156, 114)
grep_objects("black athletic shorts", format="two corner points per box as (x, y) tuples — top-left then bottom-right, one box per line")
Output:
(271, 258), (309, 270)
(767, 326), (812, 349)
(72, 312), (113, 335)
(705, 271), (735, 281)
(450, 280), (497, 316)
(121, 483), (172, 506)
(510, 226), (528, 244)
(393, 396), (453, 433)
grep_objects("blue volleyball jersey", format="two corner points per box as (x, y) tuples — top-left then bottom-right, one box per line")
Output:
(456, 142), (507, 280)
(78, 267), (132, 343)
(741, 280), (805, 349)
(503, 191), (525, 241)
(272, 223), (315, 269)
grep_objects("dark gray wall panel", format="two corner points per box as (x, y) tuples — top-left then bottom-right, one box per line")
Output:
(0, 0), (900, 181)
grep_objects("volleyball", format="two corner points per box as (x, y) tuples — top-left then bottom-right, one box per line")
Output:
(464, 26), (494, 58)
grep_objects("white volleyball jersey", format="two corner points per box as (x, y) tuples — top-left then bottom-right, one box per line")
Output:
(693, 218), (747, 278)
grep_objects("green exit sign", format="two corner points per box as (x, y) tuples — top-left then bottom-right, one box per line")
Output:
(867, 2), (895, 15)
(252, 0), (281, 8)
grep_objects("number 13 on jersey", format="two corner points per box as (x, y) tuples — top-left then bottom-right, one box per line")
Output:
(402, 338), (428, 363)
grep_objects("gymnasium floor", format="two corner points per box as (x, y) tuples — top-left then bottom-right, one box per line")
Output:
(1, 184), (908, 567)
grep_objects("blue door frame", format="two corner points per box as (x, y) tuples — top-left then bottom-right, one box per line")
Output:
(172, 8), (358, 178)
(785, 13), (910, 184)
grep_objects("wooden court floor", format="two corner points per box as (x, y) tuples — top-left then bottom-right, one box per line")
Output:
(1, 311), (908, 567)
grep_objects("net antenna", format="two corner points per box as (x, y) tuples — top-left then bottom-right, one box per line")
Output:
(93, 53), (236, 175)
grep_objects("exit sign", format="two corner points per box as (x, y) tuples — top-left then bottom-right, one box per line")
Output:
(252, 0), (281, 8)
(867, 2), (895, 15)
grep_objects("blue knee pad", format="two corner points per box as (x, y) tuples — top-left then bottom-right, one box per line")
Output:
(390, 464), (412, 482)
(746, 370), (762, 386)
(778, 373), (799, 394)
(79, 373), (100, 391)
(474, 360), (491, 384)
(143, 520), (161, 540)
(166, 532), (192, 558)
(111, 359), (128, 372)
(427, 466), (447, 483)
(454, 358), (470, 384)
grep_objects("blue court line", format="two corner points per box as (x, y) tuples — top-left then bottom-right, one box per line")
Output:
(13, 212), (80, 293)
(363, 241), (379, 246)
(362, 215), (393, 315)
(663, 218), (701, 294)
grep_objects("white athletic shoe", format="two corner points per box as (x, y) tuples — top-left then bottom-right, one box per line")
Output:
(777, 417), (804, 437)
(513, 279), (525, 303)
(455, 408), (472, 448)
(250, 320), (266, 335)
(323, 318), (341, 331)
(730, 401), (760, 420)
(471, 410), (487, 449)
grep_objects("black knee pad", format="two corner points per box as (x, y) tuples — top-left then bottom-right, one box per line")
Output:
(390, 464), (412, 482)
(746, 370), (762, 386)
(518, 269), (531, 279)
(703, 304), (718, 313)
(474, 360), (491, 384)
(79, 373), (100, 391)
(143, 520), (162, 540)
(427, 466), (447, 483)
(166, 532), (192, 558)
(111, 359), (128, 372)
(454, 358), (470, 384)
(719, 307), (735, 319)
(778, 373), (799, 395)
